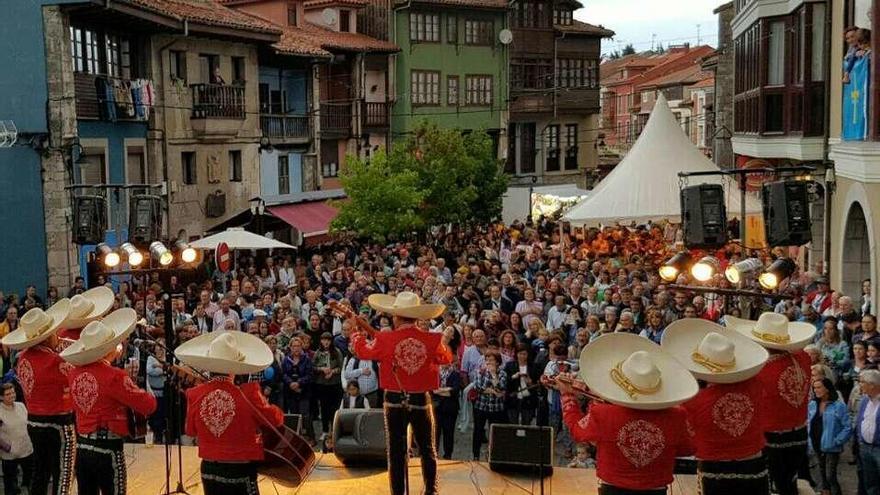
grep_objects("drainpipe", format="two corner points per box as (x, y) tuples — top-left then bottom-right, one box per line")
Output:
(157, 30), (184, 239)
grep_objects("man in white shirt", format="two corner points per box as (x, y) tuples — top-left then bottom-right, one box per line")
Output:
(300, 290), (324, 322)
(342, 356), (379, 406)
(545, 295), (568, 331)
(212, 297), (241, 332)
(857, 369), (880, 495)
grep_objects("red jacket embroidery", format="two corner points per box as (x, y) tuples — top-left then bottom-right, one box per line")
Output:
(683, 378), (765, 460)
(17, 345), (73, 416)
(755, 350), (810, 432)
(351, 325), (452, 393)
(67, 361), (157, 436)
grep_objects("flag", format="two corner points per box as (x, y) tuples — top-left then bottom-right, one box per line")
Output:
(843, 54), (870, 141)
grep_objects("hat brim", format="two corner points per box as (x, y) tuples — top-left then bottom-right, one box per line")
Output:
(661, 318), (769, 384)
(62, 287), (115, 329)
(2, 299), (71, 351)
(60, 308), (137, 366)
(175, 331), (273, 375)
(725, 315), (816, 351)
(367, 294), (445, 320)
(579, 333), (698, 410)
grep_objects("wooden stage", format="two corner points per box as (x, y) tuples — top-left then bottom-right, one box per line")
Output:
(123, 444), (814, 495)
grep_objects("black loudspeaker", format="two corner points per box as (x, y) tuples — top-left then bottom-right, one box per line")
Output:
(331, 409), (387, 465)
(680, 184), (728, 249)
(73, 195), (107, 245)
(128, 195), (163, 245)
(488, 424), (554, 476)
(762, 180), (812, 247)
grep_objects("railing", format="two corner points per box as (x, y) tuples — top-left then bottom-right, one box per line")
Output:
(362, 101), (390, 128)
(260, 114), (310, 140)
(320, 102), (353, 135)
(191, 83), (245, 119)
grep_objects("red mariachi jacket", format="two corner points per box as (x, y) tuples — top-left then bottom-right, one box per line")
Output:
(683, 378), (765, 461)
(68, 360), (157, 436)
(562, 396), (694, 490)
(754, 350), (811, 432)
(351, 325), (452, 393)
(185, 379), (283, 462)
(17, 345), (73, 416)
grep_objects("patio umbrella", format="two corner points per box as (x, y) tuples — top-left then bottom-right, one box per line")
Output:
(189, 227), (296, 250)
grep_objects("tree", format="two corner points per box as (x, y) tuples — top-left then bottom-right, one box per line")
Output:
(622, 44), (636, 56)
(331, 122), (508, 240)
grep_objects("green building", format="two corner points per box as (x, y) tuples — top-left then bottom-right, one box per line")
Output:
(390, 0), (509, 150)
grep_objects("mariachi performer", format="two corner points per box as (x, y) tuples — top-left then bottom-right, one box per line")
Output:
(176, 331), (284, 495)
(60, 308), (157, 495)
(726, 312), (814, 495)
(661, 319), (770, 495)
(347, 292), (451, 495)
(555, 333), (697, 495)
(2, 299), (74, 495)
(57, 287), (114, 343)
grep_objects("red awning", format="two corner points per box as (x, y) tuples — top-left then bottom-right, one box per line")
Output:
(268, 201), (339, 238)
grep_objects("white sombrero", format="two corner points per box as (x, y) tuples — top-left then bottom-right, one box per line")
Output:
(661, 318), (769, 384)
(578, 333), (698, 410)
(175, 331), (273, 375)
(62, 287), (114, 329)
(2, 299), (71, 350)
(725, 312), (815, 351)
(367, 292), (445, 320)
(60, 308), (137, 366)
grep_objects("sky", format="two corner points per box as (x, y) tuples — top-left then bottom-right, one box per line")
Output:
(575, 0), (725, 56)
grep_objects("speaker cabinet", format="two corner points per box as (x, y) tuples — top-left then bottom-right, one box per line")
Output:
(488, 424), (554, 476)
(680, 184), (728, 249)
(72, 195), (107, 245)
(331, 409), (387, 465)
(128, 195), (163, 246)
(762, 180), (812, 247)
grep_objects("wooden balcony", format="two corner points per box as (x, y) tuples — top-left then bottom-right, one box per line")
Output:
(191, 83), (246, 119)
(260, 114), (311, 142)
(320, 102), (353, 137)
(362, 101), (390, 129)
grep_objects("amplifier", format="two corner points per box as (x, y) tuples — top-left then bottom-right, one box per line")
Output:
(488, 424), (554, 476)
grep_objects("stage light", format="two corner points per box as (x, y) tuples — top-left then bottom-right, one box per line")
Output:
(121, 242), (143, 267)
(691, 256), (720, 282)
(176, 239), (197, 264)
(150, 241), (173, 266)
(724, 258), (764, 285)
(97, 243), (120, 268)
(759, 258), (797, 290)
(659, 252), (693, 282)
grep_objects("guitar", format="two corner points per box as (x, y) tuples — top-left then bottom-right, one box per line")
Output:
(326, 300), (378, 337)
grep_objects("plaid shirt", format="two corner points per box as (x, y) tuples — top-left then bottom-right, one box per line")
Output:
(474, 369), (508, 412)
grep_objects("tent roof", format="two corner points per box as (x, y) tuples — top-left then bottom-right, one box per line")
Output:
(189, 228), (296, 250)
(563, 93), (762, 227)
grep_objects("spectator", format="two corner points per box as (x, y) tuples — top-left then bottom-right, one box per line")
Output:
(339, 381), (369, 410)
(313, 332), (343, 439)
(0, 307), (18, 338)
(432, 363), (461, 460)
(515, 289), (543, 330)
(862, 279), (872, 316)
(146, 339), (167, 444)
(855, 369), (880, 494)
(639, 307), (666, 344)
(67, 276), (86, 297)
(856, 314), (880, 348)
(504, 343), (538, 425)
(211, 297), (240, 332)
(807, 378), (851, 495)
(0, 383), (32, 495)
(471, 352), (507, 460)
(567, 444), (596, 469)
(282, 337), (313, 439)
(816, 318), (851, 380)
(342, 352), (379, 407)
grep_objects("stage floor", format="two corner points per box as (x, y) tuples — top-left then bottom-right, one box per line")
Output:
(124, 444), (814, 495)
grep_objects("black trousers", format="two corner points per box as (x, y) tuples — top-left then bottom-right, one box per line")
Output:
(28, 414), (76, 495)
(597, 484), (667, 495)
(384, 392), (438, 495)
(201, 461), (258, 495)
(433, 407), (458, 460)
(697, 455), (770, 495)
(764, 427), (807, 495)
(507, 401), (536, 425)
(315, 383), (342, 434)
(75, 436), (126, 495)
(3, 454), (33, 495)
(472, 408), (506, 460)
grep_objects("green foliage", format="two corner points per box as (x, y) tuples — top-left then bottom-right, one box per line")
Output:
(331, 122), (508, 240)
(622, 43), (636, 56)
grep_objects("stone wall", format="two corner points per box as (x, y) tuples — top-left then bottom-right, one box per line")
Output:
(713, 2), (735, 169)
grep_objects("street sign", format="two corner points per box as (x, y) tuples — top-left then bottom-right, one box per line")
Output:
(216, 242), (231, 273)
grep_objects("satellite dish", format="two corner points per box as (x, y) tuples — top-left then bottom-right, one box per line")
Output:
(499, 29), (513, 45)
(322, 8), (337, 26)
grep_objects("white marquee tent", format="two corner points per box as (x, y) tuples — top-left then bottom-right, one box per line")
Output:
(563, 93), (762, 227)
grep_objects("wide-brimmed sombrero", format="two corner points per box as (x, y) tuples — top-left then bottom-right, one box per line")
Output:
(578, 333), (698, 410)
(2, 299), (71, 350)
(367, 292), (445, 320)
(175, 331), (273, 375)
(60, 308), (137, 366)
(725, 312), (815, 351)
(661, 318), (769, 384)
(61, 287), (114, 329)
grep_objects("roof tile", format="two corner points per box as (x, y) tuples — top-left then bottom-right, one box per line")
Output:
(123, 0), (281, 34)
(303, 0), (369, 9)
(555, 20), (614, 37)
(400, 0), (510, 9)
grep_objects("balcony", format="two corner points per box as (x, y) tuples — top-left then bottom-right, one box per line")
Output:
(190, 83), (246, 137)
(260, 114), (311, 142)
(74, 73), (151, 122)
(320, 102), (353, 137)
(362, 101), (390, 129)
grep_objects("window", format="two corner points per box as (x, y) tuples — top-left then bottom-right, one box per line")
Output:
(229, 150), (242, 182)
(288, 6), (297, 26)
(232, 57), (246, 84)
(519, 123), (536, 174)
(182, 152), (197, 185)
(447, 75), (459, 106)
(411, 71), (440, 105)
(69, 27), (100, 74)
(105, 34), (131, 78)
(465, 75), (492, 106)
(278, 155), (290, 195)
(126, 146), (147, 183)
(77, 149), (106, 184)
(447, 15), (457, 44)
(557, 58), (588, 88)
(464, 20), (493, 45)
(410, 13), (440, 42)
(545, 125), (560, 172)
(811, 3), (826, 82)
(199, 54), (220, 84)
(511, 58), (553, 90)
(554, 9), (573, 25)
(565, 124), (578, 170)
(767, 21), (785, 86)
(340, 10), (351, 32)
(512, 1), (548, 28)
(170, 50), (187, 82)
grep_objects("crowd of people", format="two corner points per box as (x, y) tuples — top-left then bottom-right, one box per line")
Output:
(1, 217), (879, 493)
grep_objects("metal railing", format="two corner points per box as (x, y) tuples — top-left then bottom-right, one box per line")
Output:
(191, 83), (245, 119)
(320, 102), (353, 134)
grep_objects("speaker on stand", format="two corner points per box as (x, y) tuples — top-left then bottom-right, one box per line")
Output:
(72, 195), (108, 245)
(761, 180), (812, 247)
(128, 194), (163, 246)
(680, 184), (728, 249)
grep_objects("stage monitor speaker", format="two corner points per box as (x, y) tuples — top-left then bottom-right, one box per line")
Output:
(284, 414), (303, 435)
(128, 195), (163, 246)
(488, 424), (554, 476)
(73, 195), (107, 245)
(680, 184), (728, 249)
(762, 180), (812, 247)
(331, 409), (387, 465)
